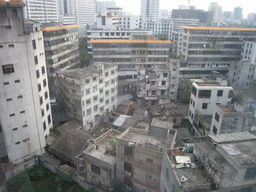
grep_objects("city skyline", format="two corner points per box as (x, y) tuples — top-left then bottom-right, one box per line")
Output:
(113, 0), (254, 18)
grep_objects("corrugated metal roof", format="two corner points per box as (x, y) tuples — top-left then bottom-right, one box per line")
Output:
(41, 24), (80, 32)
(90, 39), (172, 44)
(209, 132), (256, 143)
(0, 0), (25, 6)
(182, 26), (256, 31)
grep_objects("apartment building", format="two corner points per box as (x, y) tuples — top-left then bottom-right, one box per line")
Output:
(57, 0), (77, 25)
(210, 90), (256, 135)
(42, 24), (80, 97)
(141, 19), (173, 40)
(228, 60), (255, 90)
(116, 127), (176, 192)
(171, 18), (199, 32)
(241, 41), (256, 63)
(76, 0), (95, 27)
(140, 0), (160, 21)
(0, 1), (52, 163)
(161, 132), (256, 192)
(119, 15), (141, 30)
(56, 63), (118, 130)
(188, 81), (233, 125)
(23, 0), (58, 23)
(96, 14), (121, 29)
(179, 26), (256, 78)
(137, 61), (179, 106)
(208, 2), (222, 26)
(90, 35), (171, 80)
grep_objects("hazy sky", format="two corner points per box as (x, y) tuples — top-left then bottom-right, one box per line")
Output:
(112, 0), (255, 18)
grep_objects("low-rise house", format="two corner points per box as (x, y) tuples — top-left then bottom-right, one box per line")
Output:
(116, 127), (176, 192)
(161, 132), (256, 191)
(76, 129), (121, 191)
(210, 90), (256, 135)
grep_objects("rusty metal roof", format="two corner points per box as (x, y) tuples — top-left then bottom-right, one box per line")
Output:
(0, 0), (25, 6)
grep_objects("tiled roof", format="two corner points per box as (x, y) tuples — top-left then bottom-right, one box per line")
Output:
(90, 39), (172, 44)
(41, 24), (80, 32)
(182, 26), (256, 31)
(0, 0), (25, 6)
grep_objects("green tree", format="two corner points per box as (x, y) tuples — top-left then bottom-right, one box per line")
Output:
(79, 37), (92, 68)
(178, 79), (193, 104)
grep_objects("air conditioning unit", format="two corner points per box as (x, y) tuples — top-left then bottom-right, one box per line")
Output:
(128, 142), (135, 147)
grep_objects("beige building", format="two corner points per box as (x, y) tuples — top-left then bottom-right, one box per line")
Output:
(116, 126), (176, 192)
(42, 24), (80, 97)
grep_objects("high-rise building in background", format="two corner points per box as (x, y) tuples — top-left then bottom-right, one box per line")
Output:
(140, 0), (160, 21)
(76, 0), (95, 27)
(208, 2), (222, 26)
(0, 1), (52, 164)
(22, 0), (58, 23)
(95, 0), (116, 15)
(58, 0), (77, 24)
(234, 6), (243, 20)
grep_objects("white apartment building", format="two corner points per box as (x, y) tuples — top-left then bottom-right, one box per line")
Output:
(141, 19), (173, 40)
(96, 14), (121, 29)
(77, 0), (95, 27)
(0, 1), (52, 163)
(208, 2), (222, 26)
(188, 82), (233, 125)
(57, 0), (76, 25)
(23, 0), (58, 23)
(171, 18), (199, 32)
(56, 64), (118, 130)
(119, 15), (141, 30)
(140, 0), (160, 21)
(241, 41), (256, 63)
(95, 0), (116, 16)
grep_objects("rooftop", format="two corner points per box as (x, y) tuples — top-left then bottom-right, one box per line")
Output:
(90, 39), (172, 44)
(218, 105), (237, 113)
(182, 26), (256, 32)
(118, 128), (176, 151)
(233, 90), (256, 103)
(41, 24), (80, 32)
(83, 129), (121, 165)
(209, 131), (256, 143)
(151, 118), (173, 130)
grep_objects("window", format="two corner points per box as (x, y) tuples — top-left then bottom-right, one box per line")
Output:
(213, 126), (217, 134)
(20, 110), (25, 114)
(124, 162), (132, 172)
(3, 82), (9, 85)
(91, 164), (101, 175)
(233, 118), (239, 125)
(151, 81), (155, 85)
(191, 86), (197, 97)
(15, 141), (20, 145)
(12, 128), (18, 131)
(41, 109), (45, 117)
(93, 96), (98, 101)
(6, 98), (12, 102)
(44, 91), (48, 100)
(198, 90), (211, 98)
(40, 96), (43, 105)
(86, 99), (91, 104)
(152, 90), (156, 95)
(17, 95), (23, 99)
(125, 146), (133, 156)
(2, 64), (14, 74)
(105, 90), (109, 96)
(36, 70), (40, 78)
(106, 99), (109, 104)
(48, 115), (51, 124)
(244, 168), (256, 179)
(87, 108), (91, 115)
(94, 105), (98, 111)
(46, 103), (49, 111)
(202, 103), (208, 109)
(38, 83), (41, 92)
(15, 79), (20, 83)
(161, 90), (165, 95)
(111, 70), (114, 74)
(42, 66), (45, 74)
(217, 90), (223, 97)
(22, 124), (28, 128)
(105, 72), (108, 77)
(163, 72), (168, 77)
(100, 88), (103, 94)
(146, 158), (153, 163)
(100, 98), (104, 103)
(8, 44), (14, 48)
(43, 121), (46, 130)
(215, 112), (220, 122)
(99, 78), (103, 84)
(100, 106), (104, 111)
(86, 79), (89, 84)
(86, 89), (90, 95)
(43, 79), (47, 87)
(32, 40), (36, 49)
(162, 81), (166, 85)
(34, 56), (38, 64)
(9, 113), (15, 117)
(93, 76), (97, 81)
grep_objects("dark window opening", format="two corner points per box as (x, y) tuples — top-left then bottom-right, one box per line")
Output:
(124, 146), (133, 156)
(124, 162), (132, 172)
(91, 164), (101, 175)
(217, 90), (223, 97)
(215, 112), (220, 122)
(198, 90), (211, 98)
(2, 64), (14, 74)
(213, 126), (217, 134)
(191, 86), (197, 97)
(202, 103), (208, 109)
